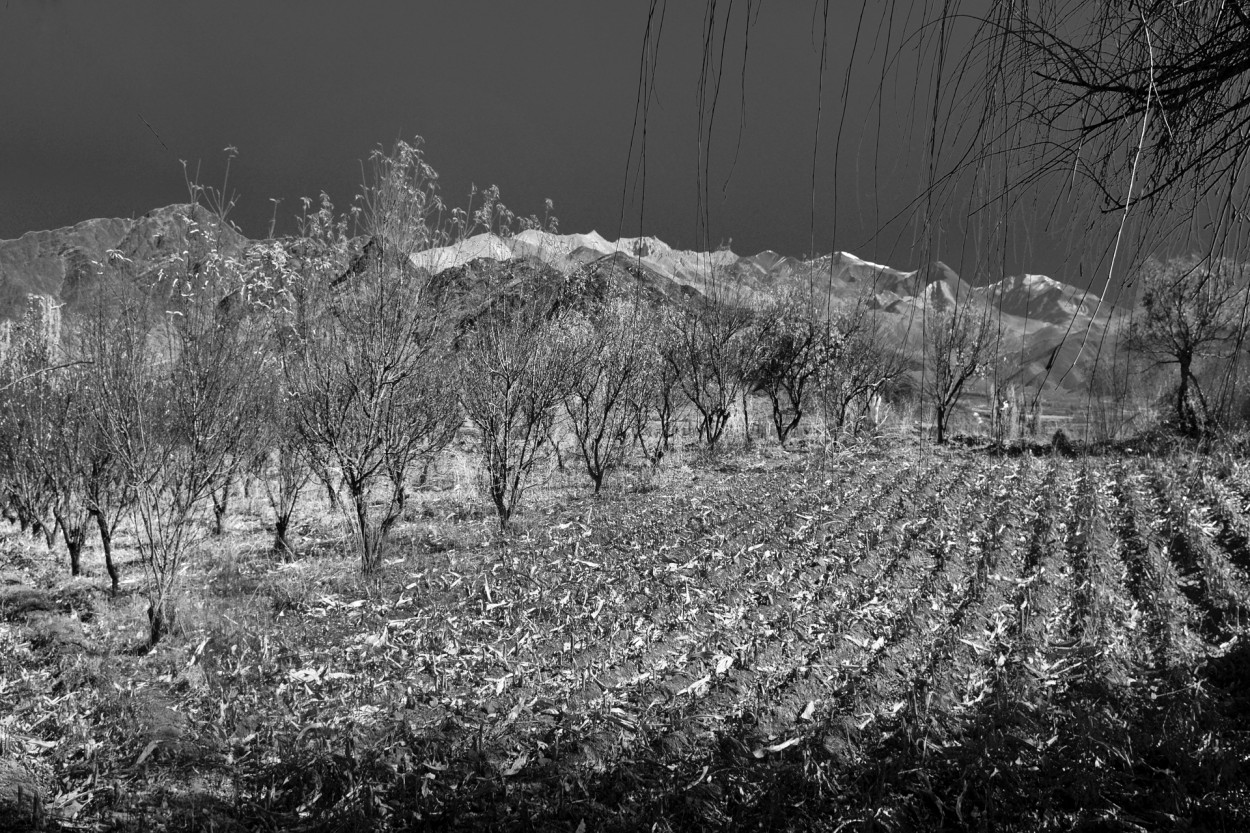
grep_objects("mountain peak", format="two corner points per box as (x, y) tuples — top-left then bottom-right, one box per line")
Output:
(616, 236), (671, 258)
(981, 271), (1099, 323)
(915, 260), (962, 286)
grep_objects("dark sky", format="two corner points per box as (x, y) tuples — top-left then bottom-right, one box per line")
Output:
(1, 1), (1083, 280)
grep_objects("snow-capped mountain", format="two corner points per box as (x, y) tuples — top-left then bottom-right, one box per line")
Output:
(979, 273), (1101, 323)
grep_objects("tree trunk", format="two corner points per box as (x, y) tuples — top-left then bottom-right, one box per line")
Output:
(490, 480), (511, 531)
(211, 478), (232, 536)
(549, 432), (564, 471)
(777, 402), (802, 445)
(348, 481), (401, 574)
(836, 394), (853, 436)
(316, 466), (339, 510)
(704, 408), (731, 450)
(484, 458), (513, 531)
(1191, 374), (1212, 434)
(39, 519), (57, 551)
(633, 416), (657, 467)
(1177, 357), (1195, 434)
(657, 400), (675, 459)
(272, 515), (293, 559)
(768, 389), (787, 443)
(147, 599), (177, 647)
(66, 532), (81, 576)
(387, 465), (407, 513)
(348, 484), (380, 574)
(741, 388), (752, 449)
(54, 512), (85, 577)
(94, 511), (120, 594)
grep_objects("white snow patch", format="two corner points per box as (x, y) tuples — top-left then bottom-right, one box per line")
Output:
(834, 251), (893, 272)
(409, 233), (514, 273)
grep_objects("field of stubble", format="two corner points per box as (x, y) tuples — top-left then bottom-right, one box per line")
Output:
(2, 443), (1249, 831)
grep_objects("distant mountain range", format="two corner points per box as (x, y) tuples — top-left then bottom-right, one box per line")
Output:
(0, 204), (1124, 392)
(410, 228), (1123, 392)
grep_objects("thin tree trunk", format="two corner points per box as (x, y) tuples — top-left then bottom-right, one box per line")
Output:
(348, 484), (377, 574)
(741, 388), (752, 449)
(316, 465), (339, 510)
(486, 460), (512, 531)
(349, 482), (400, 574)
(836, 395), (853, 436)
(549, 431), (564, 471)
(93, 510), (120, 593)
(54, 512), (83, 577)
(148, 598), (176, 647)
(388, 466), (406, 514)
(39, 518), (57, 551)
(211, 478), (232, 536)
(272, 515), (293, 559)
(768, 388), (786, 443)
(1191, 374), (1212, 434)
(491, 483), (511, 531)
(656, 399), (676, 462)
(633, 410), (663, 468)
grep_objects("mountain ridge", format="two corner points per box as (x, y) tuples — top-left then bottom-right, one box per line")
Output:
(0, 205), (1124, 392)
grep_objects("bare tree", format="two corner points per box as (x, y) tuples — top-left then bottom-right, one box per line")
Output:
(730, 318), (770, 450)
(0, 286), (126, 588)
(289, 298), (457, 571)
(0, 297), (81, 564)
(820, 308), (907, 438)
(256, 386), (311, 559)
(284, 156), (461, 574)
(44, 380), (96, 580)
(925, 300), (997, 444)
(990, 4), (1250, 219)
(0, 399), (56, 550)
(254, 311), (311, 558)
(743, 294), (836, 445)
(62, 269), (146, 593)
(0, 323), (60, 553)
(561, 300), (651, 493)
(666, 293), (752, 450)
(630, 309), (684, 466)
(1125, 255), (1247, 436)
(460, 306), (578, 529)
(94, 219), (269, 645)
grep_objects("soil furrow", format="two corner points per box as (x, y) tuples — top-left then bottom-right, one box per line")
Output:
(1193, 471), (1250, 578)
(744, 456), (981, 740)
(1144, 460), (1249, 640)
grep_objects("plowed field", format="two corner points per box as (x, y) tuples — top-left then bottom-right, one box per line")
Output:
(3, 446), (1250, 831)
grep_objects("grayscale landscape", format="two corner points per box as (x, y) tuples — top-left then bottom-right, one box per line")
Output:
(1, 3), (1249, 831)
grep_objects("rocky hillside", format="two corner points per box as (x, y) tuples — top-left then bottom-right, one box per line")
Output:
(0, 203), (247, 318)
